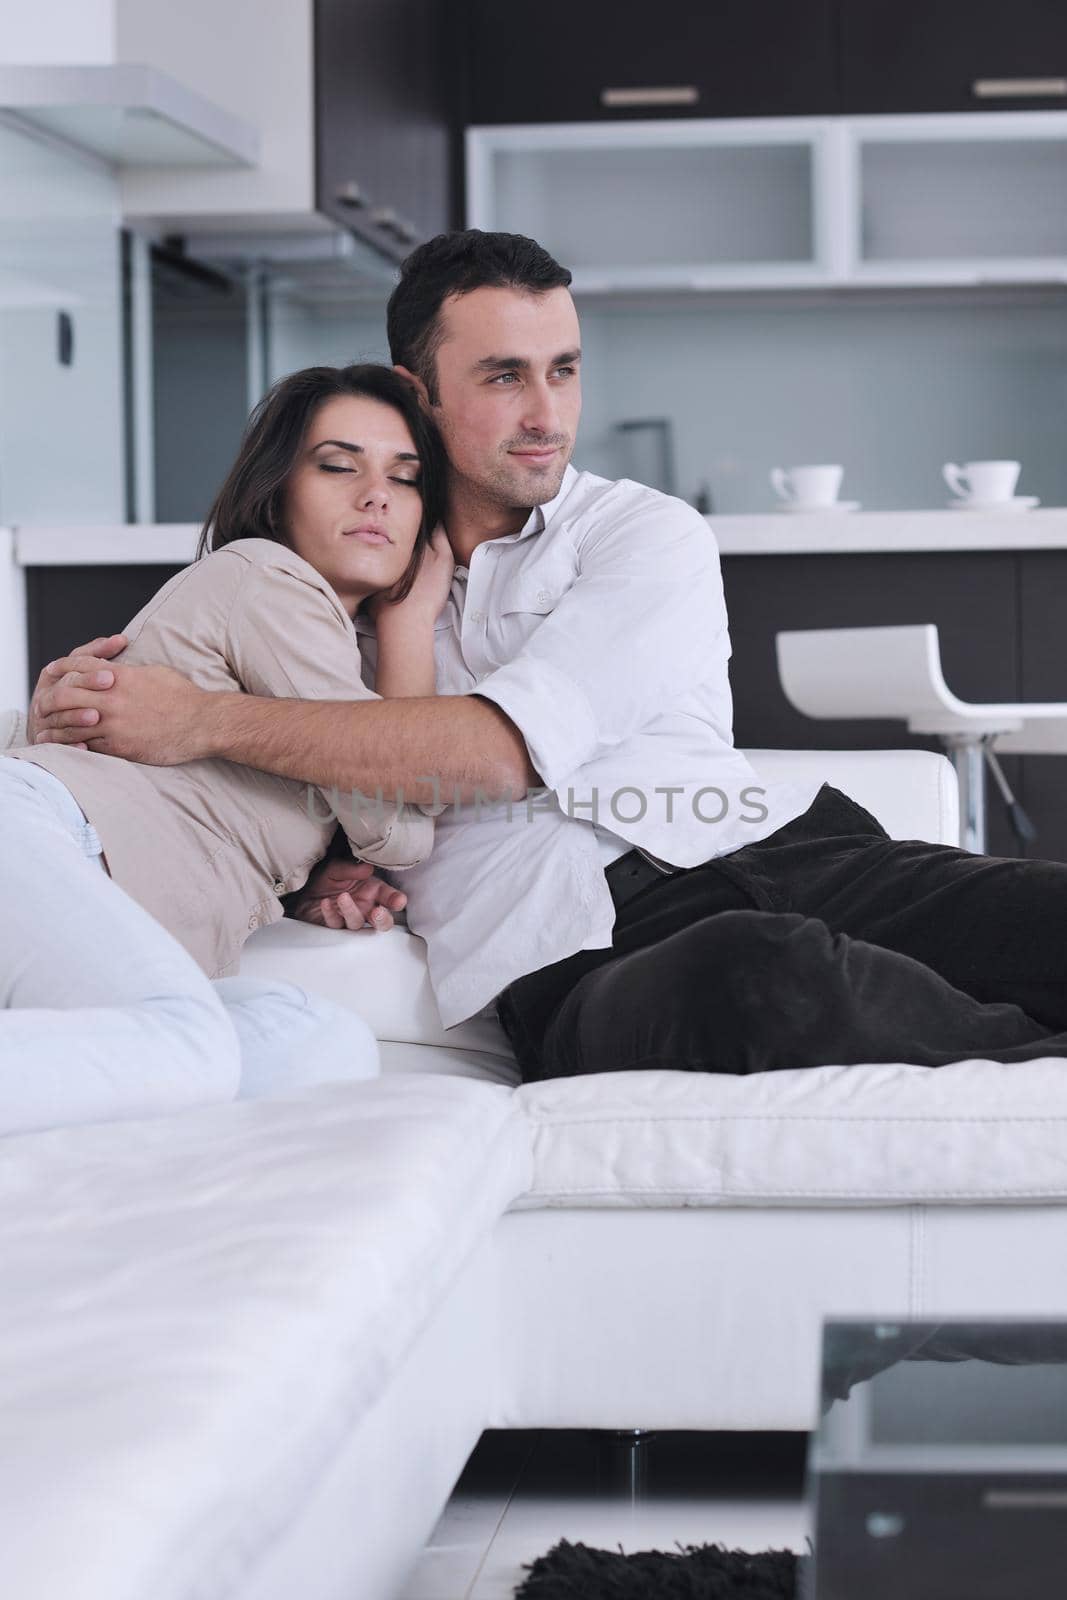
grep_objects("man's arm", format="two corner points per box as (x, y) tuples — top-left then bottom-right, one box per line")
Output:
(31, 651), (539, 805)
(474, 499), (724, 795)
(199, 687), (537, 805)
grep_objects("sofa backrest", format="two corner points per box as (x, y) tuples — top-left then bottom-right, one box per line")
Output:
(744, 748), (958, 848)
(242, 749), (960, 1051)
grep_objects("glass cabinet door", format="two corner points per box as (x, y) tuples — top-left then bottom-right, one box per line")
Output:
(468, 121), (836, 292)
(849, 113), (1067, 284)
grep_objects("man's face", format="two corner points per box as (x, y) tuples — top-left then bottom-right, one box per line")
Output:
(428, 285), (581, 512)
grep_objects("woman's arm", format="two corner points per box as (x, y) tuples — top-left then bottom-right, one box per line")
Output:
(370, 525), (454, 699)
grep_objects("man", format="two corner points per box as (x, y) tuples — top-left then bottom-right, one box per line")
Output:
(27, 230), (1067, 1078)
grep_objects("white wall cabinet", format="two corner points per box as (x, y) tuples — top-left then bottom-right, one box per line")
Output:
(467, 112), (1067, 294)
(469, 119), (847, 292)
(848, 114), (1067, 286)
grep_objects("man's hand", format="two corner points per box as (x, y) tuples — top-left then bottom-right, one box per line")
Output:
(32, 644), (209, 766)
(27, 634), (127, 746)
(287, 858), (408, 932)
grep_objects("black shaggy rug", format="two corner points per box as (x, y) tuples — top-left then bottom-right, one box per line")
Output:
(513, 1538), (803, 1598)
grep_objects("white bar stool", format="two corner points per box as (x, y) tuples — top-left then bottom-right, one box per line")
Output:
(776, 623), (1067, 853)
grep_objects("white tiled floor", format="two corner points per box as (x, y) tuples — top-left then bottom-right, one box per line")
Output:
(400, 1429), (811, 1600)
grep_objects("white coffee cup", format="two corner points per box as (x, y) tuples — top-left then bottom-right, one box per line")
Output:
(771, 464), (844, 508)
(943, 460), (1021, 503)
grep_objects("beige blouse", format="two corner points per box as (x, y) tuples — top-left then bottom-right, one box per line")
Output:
(6, 538), (434, 978)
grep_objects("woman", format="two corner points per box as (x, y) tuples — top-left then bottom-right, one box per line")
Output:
(0, 364), (453, 1135)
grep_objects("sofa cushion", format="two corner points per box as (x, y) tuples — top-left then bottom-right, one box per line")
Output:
(0, 1075), (529, 1600)
(514, 1057), (1067, 1207)
(241, 919), (513, 1055)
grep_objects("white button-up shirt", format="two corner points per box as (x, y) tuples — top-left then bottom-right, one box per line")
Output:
(355, 465), (820, 1027)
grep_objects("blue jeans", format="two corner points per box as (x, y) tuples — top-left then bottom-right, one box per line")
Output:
(0, 758), (378, 1134)
(498, 783), (1067, 1082)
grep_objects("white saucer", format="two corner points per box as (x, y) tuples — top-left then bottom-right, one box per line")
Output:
(947, 495), (1039, 513)
(775, 500), (861, 515)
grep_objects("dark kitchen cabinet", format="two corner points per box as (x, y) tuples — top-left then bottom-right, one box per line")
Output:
(464, 0), (1067, 129)
(722, 546), (1067, 863)
(463, 0), (839, 125)
(720, 551), (1027, 860)
(315, 0), (457, 259)
(840, 0), (1067, 114)
(25, 568), (185, 694)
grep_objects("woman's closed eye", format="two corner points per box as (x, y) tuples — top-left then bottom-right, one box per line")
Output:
(318, 463), (420, 487)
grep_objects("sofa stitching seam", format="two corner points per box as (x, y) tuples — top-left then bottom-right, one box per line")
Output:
(525, 1114), (1067, 1125)
(519, 1185), (1067, 1198)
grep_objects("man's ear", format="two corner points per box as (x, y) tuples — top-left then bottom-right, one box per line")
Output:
(394, 363), (431, 409)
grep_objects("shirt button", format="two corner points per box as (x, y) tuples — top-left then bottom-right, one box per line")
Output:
(248, 914), (260, 931)
(272, 879), (286, 894)
(469, 609), (486, 624)
(536, 589), (551, 604)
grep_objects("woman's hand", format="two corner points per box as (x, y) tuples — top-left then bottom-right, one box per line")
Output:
(287, 858), (408, 932)
(27, 634), (128, 746)
(368, 524), (453, 699)
(369, 523), (454, 629)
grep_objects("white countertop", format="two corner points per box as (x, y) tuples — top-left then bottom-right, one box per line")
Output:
(709, 508), (1067, 554)
(8, 510), (1067, 564)
(13, 525), (201, 565)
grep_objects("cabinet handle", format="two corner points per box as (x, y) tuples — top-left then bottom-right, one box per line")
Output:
(984, 1490), (1067, 1510)
(972, 76), (1067, 99)
(334, 181), (368, 209)
(600, 85), (699, 108)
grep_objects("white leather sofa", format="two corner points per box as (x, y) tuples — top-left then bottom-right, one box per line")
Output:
(6, 748), (1067, 1600)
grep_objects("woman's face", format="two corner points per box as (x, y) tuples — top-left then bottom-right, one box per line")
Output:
(285, 393), (425, 615)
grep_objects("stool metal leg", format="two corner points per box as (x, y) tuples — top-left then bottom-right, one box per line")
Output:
(594, 1429), (656, 1504)
(943, 736), (986, 854)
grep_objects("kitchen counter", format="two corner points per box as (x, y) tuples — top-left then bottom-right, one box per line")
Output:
(709, 508), (1067, 555)
(8, 511), (1067, 564)
(13, 525), (200, 565)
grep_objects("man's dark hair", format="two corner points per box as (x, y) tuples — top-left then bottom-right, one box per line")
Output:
(197, 362), (447, 604)
(387, 229), (572, 404)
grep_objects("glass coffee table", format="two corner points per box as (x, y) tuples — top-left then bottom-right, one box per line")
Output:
(805, 1319), (1067, 1600)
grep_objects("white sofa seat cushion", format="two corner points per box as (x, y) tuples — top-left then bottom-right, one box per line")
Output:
(515, 1057), (1067, 1208)
(0, 1075), (530, 1600)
